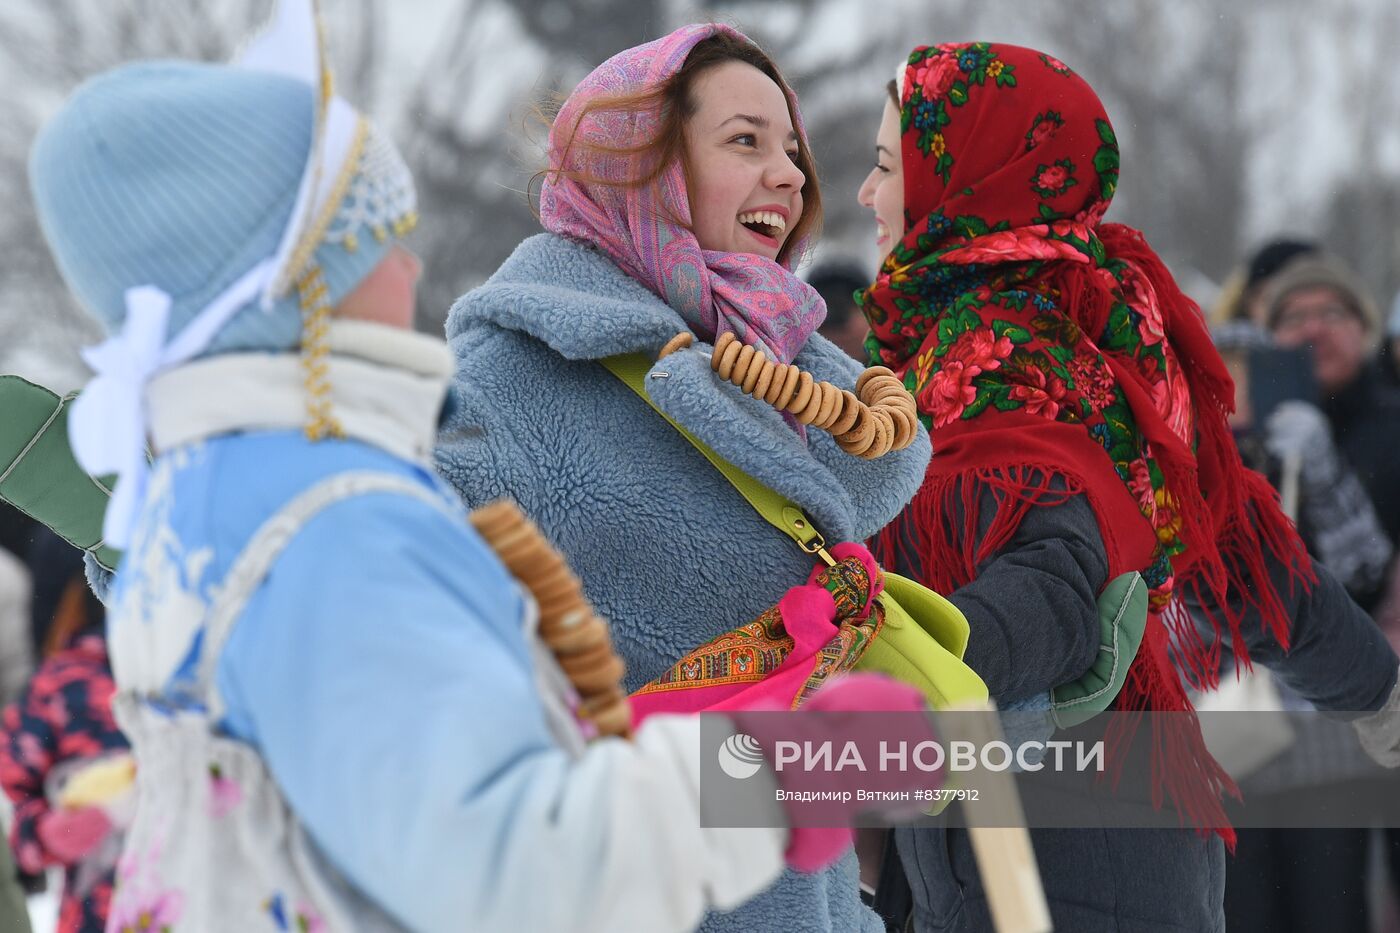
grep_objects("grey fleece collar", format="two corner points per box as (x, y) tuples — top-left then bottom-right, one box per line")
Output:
(446, 234), (691, 360)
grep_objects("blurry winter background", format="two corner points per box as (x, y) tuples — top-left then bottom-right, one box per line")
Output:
(3, 0), (1400, 392)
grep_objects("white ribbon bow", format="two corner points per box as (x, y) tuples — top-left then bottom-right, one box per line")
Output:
(70, 287), (171, 550)
(70, 262), (275, 550)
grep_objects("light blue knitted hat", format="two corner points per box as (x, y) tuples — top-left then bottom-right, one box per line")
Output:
(29, 58), (415, 357)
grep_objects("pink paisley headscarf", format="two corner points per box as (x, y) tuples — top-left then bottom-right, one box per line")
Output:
(539, 23), (824, 364)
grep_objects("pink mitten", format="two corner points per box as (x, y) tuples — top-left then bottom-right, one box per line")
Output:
(37, 805), (112, 865)
(730, 673), (941, 873)
(802, 671), (928, 715)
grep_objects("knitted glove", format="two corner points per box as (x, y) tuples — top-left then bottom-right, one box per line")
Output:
(1263, 400), (1340, 488)
(731, 673), (940, 873)
(1354, 671), (1400, 768)
(1264, 400), (1393, 593)
(37, 805), (112, 865)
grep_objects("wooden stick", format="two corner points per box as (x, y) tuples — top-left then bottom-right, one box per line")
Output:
(944, 699), (1052, 933)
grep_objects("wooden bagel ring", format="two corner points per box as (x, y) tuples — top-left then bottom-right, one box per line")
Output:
(829, 390), (862, 435)
(839, 409), (877, 455)
(857, 375), (896, 402)
(778, 365), (803, 407)
(714, 335), (743, 379)
(764, 363), (790, 405)
(796, 383), (827, 425)
(855, 366), (897, 396)
(866, 382), (911, 408)
(568, 655), (627, 694)
(468, 500), (526, 538)
(884, 408), (913, 450)
(891, 406), (920, 448)
(580, 686), (627, 713)
(481, 521), (544, 565)
(741, 354), (766, 394)
(659, 332), (693, 359)
(865, 410), (894, 459)
(732, 344), (757, 385)
(814, 383), (840, 428)
(529, 568), (583, 606)
(536, 592), (591, 624)
(752, 360), (775, 400)
(788, 371), (815, 414)
(583, 698), (633, 738)
(558, 638), (615, 675)
(541, 614), (608, 655)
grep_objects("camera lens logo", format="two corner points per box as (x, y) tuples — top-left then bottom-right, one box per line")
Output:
(718, 734), (765, 780)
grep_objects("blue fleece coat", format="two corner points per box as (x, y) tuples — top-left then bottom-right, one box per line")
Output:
(435, 233), (932, 933)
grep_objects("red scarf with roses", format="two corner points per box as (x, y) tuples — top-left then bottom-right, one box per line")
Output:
(860, 42), (1312, 842)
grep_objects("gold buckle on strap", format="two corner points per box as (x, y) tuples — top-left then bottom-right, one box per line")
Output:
(790, 514), (838, 567)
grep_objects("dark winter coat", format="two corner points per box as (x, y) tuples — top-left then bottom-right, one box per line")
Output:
(1325, 364), (1400, 548)
(893, 487), (1396, 932)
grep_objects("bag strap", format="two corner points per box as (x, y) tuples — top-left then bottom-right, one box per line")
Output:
(600, 354), (836, 566)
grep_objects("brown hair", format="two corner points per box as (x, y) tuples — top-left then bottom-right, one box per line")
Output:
(886, 79), (900, 108)
(541, 31), (822, 266)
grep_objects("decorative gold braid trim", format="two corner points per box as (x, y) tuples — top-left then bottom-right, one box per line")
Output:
(393, 211), (419, 238)
(296, 266), (344, 442)
(282, 116), (371, 289)
(314, 8), (334, 107)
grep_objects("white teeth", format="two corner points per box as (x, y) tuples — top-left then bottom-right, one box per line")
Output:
(738, 210), (786, 233)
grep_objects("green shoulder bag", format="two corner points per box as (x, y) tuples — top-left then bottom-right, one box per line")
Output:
(601, 353), (988, 711)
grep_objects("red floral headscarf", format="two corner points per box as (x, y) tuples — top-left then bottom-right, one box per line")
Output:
(861, 43), (1312, 840)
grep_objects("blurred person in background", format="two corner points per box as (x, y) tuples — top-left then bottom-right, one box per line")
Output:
(1264, 254), (1400, 551)
(1211, 320), (1395, 933)
(0, 561), (125, 933)
(809, 262), (872, 362)
(1214, 320), (1393, 612)
(1211, 238), (1318, 327)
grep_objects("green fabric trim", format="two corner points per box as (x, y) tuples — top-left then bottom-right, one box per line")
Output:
(0, 376), (121, 571)
(1051, 570), (1149, 728)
